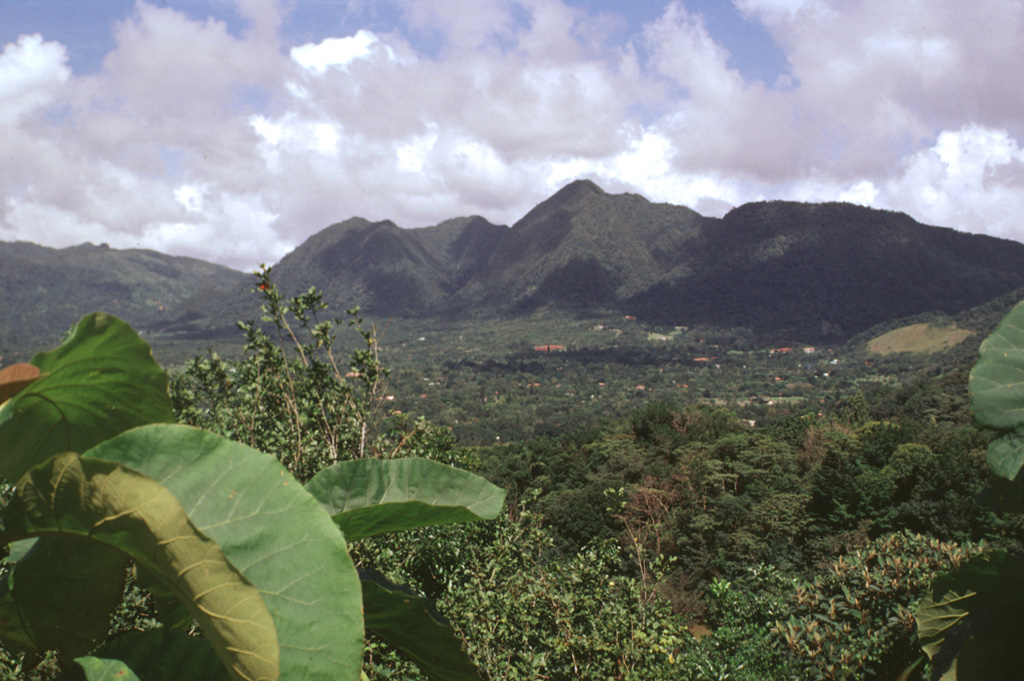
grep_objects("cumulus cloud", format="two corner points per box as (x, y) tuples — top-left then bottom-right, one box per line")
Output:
(0, 34), (69, 125)
(640, 4), (804, 180)
(739, 0), (1024, 169)
(291, 30), (396, 75)
(882, 126), (1024, 238)
(0, 2), (289, 269)
(1, 0), (1024, 271)
(398, 0), (520, 52)
(137, 192), (290, 266)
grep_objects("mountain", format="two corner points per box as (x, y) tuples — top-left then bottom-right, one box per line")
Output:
(208, 180), (1014, 342)
(452, 179), (706, 313)
(160, 213), (510, 336)
(628, 200), (1024, 339)
(0, 241), (246, 347)
(167, 179), (1024, 342)
(273, 215), (508, 315)
(6, 180), (1024, 348)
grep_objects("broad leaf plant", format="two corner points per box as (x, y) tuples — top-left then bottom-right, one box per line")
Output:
(0, 313), (504, 680)
(916, 300), (1024, 680)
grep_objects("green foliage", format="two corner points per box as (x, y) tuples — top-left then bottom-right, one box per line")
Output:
(0, 313), (175, 483)
(436, 516), (689, 680)
(360, 575), (482, 681)
(917, 551), (1024, 681)
(71, 629), (229, 681)
(778, 532), (981, 680)
(0, 240), (246, 353)
(306, 457), (507, 542)
(691, 566), (800, 680)
(1, 451), (278, 680)
(86, 424), (364, 680)
(970, 299), (1024, 479)
(7, 266), (1011, 679)
(171, 266), (452, 482)
(473, 394), (1010, 610)
(0, 310), (504, 680)
(915, 299), (1024, 680)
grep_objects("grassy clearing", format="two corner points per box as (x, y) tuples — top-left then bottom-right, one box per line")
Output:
(867, 323), (973, 356)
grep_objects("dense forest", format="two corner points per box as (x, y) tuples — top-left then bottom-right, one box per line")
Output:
(167, 272), (1022, 680)
(8, 184), (1024, 355)
(2, 268), (1023, 680)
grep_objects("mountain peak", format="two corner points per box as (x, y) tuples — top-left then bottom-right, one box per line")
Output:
(511, 179), (607, 232)
(7, 187), (1024, 346)
(550, 179), (605, 202)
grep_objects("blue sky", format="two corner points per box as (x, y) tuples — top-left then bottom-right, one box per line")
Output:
(1, 0), (1022, 269)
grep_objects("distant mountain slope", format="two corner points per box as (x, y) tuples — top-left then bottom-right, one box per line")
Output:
(6, 181), (1024, 349)
(453, 179), (707, 312)
(170, 180), (1024, 343)
(274, 217), (451, 315)
(0, 241), (246, 347)
(269, 215), (510, 317)
(629, 201), (1024, 339)
(162, 213), (511, 334)
(410, 216), (508, 290)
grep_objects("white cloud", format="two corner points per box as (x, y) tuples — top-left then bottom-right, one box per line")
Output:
(638, 4), (806, 180)
(174, 184), (208, 213)
(250, 112), (344, 170)
(139, 192), (291, 268)
(1, 180), (290, 271)
(395, 124), (440, 173)
(839, 180), (878, 206)
(738, 0), (1024, 170)
(735, 0), (824, 24)
(1, 198), (114, 247)
(0, 34), (69, 125)
(882, 125), (1024, 237)
(399, 0), (518, 52)
(546, 125), (744, 214)
(291, 30), (394, 75)
(3, 0), (1024, 273)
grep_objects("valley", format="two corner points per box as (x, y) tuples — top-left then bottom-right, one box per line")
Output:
(3, 181), (1024, 680)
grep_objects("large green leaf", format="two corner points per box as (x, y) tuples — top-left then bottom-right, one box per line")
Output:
(0, 537), (126, 659)
(0, 452), (278, 681)
(86, 425), (364, 681)
(916, 551), (1024, 680)
(134, 565), (196, 631)
(69, 629), (231, 681)
(970, 300), (1024, 480)
(985, 433), (1024, 482)
(305, 458), (506, 542)
(361, 573), (482, 681)
(65, 658), (141, 681)
(978, 476), (1024, 514)
(0, 313), (174, 483)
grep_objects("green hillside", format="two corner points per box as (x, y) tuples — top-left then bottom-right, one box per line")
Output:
(867, 323), (974, 355)
(0, 241), (245, 351)
(6, 181), (1024, 354)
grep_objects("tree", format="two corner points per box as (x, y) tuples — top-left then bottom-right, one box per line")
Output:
(916, 299), (1024, 680)
(0, 312), (504, 680)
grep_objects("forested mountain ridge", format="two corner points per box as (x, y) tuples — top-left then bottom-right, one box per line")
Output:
(162, 213), (512, 337)
(451, 179), (707, 312)
(629, 199), (1024, 339)
(0, 240), (246, 348)
(274, 214), (509, 315)
(5, 180), (1024, 348)
(245, 179), (1024, 342)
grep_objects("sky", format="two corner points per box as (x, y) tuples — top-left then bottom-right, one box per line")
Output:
(1, 0), (1023, 271)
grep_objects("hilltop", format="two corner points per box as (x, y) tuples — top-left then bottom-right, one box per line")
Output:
(5, 180), (1024, 351)
(0, 241), (245, 351)
(163, 180), (1024, 343)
